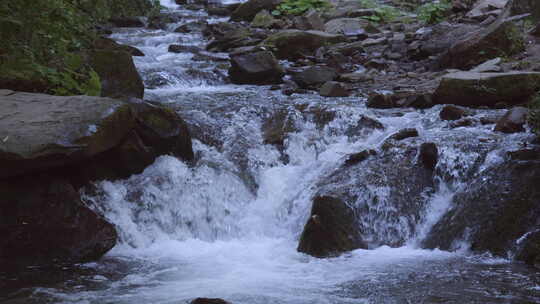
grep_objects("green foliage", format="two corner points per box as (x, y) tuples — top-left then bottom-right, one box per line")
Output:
(272, 0), (331, 16)
(417, 0), (451, 24)
(529, 93), (540, 134)
(0, 0), (158, 96)
(358, 0), (402, 24)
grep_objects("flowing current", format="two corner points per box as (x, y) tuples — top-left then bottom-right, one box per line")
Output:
(2, 2), (540, 303)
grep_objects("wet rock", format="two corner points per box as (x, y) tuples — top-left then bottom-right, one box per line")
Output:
(262, 30), (346, 60)
(250, 10), (278, 28)
(440, 18), (525, 69)
(440, 105), (467, 121)
(433, 71), (540, 107)
(228, 51), (285, 85)
(515, 230), (540, 269)
(422, 159), (540, 258)
(109, 17), (144, 28)
(175, 21), (205, 33)
(319, 81), (349, 97)
(315, 146), (435, 247)
(494, 106), (528, 133)
(90, 50), (144, 100)
(344, 149), (376, 166)
(0, 92), (194, 180)
(508, 148), (540, 161)
(190, 298), (231, 304)
(207, 7), (231, 16)
(406, 94), (434, 109)
(168, 44), (202, 53)
(367, 93), (394, 109)
(292, 66), (337, 88)
(409, 23), (479, 61)
(297, 196), (367, 258)
(419, 143), (438, 171)
(94, 37), (145, 56)
(230, 0), (282, 22)
(0, 177), (117, 266)
(262, 108), (297, 147)
(389, 128), (419, 141)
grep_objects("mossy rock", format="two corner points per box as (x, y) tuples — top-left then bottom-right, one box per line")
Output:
(90, 50), (144, 100)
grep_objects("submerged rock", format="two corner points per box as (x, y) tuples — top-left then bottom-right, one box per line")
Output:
(297, 196), (367, 258)
(228, 51), (284, 84)
(433, 71), (540, 107)
(419, 143), (438, 171)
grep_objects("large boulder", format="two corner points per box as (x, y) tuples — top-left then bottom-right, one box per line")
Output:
(0, 92), (194, 180)
(439, 18), (525, 69)
(297, 196), (367, 258)
(422, 155), (540, 258)
(90, 50), (144, 100)
(433, 71), (540, 107)
(262, 30), (346, 60)
(230, 0), (282, 22)
(0, 176), (117, 266)
(228, 51), (285, 84)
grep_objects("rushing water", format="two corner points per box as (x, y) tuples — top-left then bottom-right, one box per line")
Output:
(2, 3), (540, 304)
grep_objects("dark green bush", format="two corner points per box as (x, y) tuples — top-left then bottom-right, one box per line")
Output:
(0, 0), (159, 96)
(272, 0), (331, 16)
(417, 0), (451, 24)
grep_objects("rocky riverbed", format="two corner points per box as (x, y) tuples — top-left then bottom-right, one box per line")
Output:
(1, 0), (540, 303)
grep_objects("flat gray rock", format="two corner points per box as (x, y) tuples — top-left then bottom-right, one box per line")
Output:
(0, 92), (133, 178)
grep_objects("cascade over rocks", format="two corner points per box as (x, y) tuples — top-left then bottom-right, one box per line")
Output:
(422, 157), (540, 258)
(297, 196), (367, 258)
(314, 145), (435, 247)
(228, 50), (285, 84)
(433, 72), (540, 107)
(0, 92), (194, 266)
